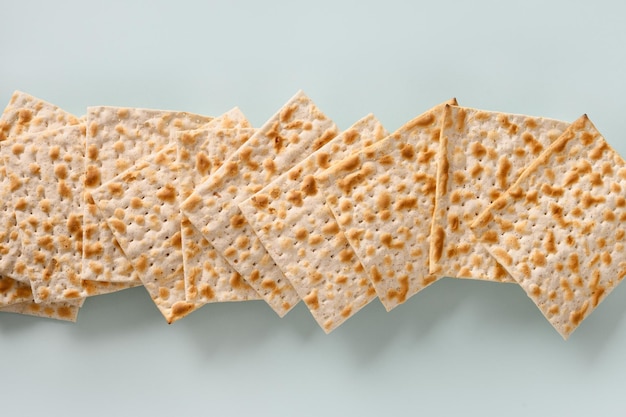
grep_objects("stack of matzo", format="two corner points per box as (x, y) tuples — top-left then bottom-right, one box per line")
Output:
(471, 115), (625, 339)
(239, 113), (388, 332)
(320, 99), (455, 312)
(181, 91), (339, 317)
(0, 90), (623, 339)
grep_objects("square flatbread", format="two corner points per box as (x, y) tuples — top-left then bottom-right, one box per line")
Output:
(90, 109), (253, 322)
(320, 100), (455, 311)
(0, 91), (81, 281)
(239, 114), (387, 332)
(82, 106), (215, 284)
(177, 126), (261, 304)
(6, 126), (130, 302)
(471, 115), (626, 339)
(182, 91), (338, 317)
(91, 147), (193, 322)
(7, 126), (86, 302)
(430, 105), (569, 282)
(0, 92), (136, 305)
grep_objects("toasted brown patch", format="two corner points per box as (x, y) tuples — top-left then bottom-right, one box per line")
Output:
(156, 183), (177, 203)
(84, 165), (101, 188)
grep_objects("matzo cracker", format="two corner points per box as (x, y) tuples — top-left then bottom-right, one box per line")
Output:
(91, 147), (198, 322)
(8, 126), (130, 302)
(177, 126), (261, 304)
(321, 100), (455, 311)
(83, 106), (214, 283)
(0, 91), (80, 281)
(0, 299), (81, 322)
(471, 115), (626, 339)
(0, 90), (80, 144)
(431, 105), (568, 282)
(182, 91), (338, 317)
(239, 115), (387, 332)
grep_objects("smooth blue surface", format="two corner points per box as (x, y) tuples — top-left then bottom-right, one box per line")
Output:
(1, 1), (625, 416)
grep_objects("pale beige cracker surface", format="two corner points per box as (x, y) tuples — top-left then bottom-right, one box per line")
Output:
(83, 106), (214, 284)
(0, 154), (139, 301)
(7, 126), (86, 302)
(182, 91), (338, 317)
(0, 90), (81, 144)
(0, 94), (137, 299)
(0, 91), (132, 299)
(91, 110), (254, 322)
(177, 126), (254, 200)
(0, 299), (81, 322)
(0, 164), (24, 282)
(471, 115), (626, 339)
(177, 126), (261, 304)
(7, 126), (131, 302)
(91, 146), (197, 323)
(0, 91), (80, 281)
(321, 100), (455, 311)
(430, 105), (569, 282)
(239, 115), (387, 332)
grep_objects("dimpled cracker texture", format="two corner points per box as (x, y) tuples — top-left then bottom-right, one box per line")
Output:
(430, 105), (569, 282)
(471, 115), (626, 339)
(183, 91), (338, 317)
(83, 106), (214, 284)
(0, 276), (33, 307)
(7, 126), (131, 302)
(0, 276), (84, 319)
(321, 100), (456, 311)
(0, 299), (81, 322)
(177, 126), (262, 304)
(0, 90), (81, 144)
(239, 115), (387, 332)
(6, 126), (86, 302)
(91, 146), (198, 323)
(0, 91), (80, 281)
(0, 165), (22, 281)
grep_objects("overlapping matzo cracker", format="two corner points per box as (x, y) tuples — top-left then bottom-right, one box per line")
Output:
(7, 126), (86, 302)
(471, 115), (626, 339)
(0, 299), (81, 322)
(0, 90), (81, 144)
(177, 126), (255, 200)
(91, 110), (254, 322)
(239, 115), (387, 332)
(430, 105), (569, 282)
(0, 107), (132, 302)
(0, 91), (81, 281)
(91, 147), (197, 322)
(83, 106), (215, 284)
(182, 91), (338, 317)
(0, 93), (136, 303)
(6, 125), (129, 302)
(320, 100), (455, 311)
(177, 127), (261, 303)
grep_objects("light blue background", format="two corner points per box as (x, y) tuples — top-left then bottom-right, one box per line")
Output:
(1, 1), (625, 416)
